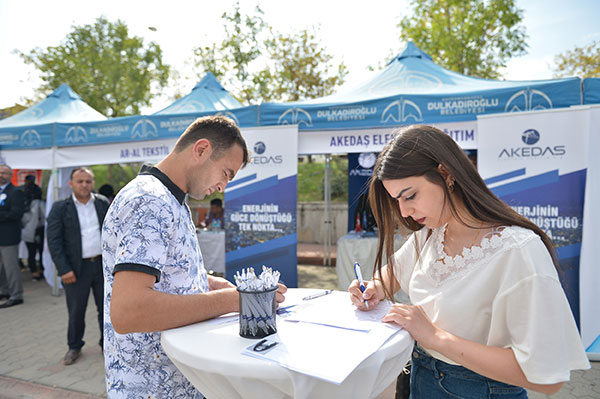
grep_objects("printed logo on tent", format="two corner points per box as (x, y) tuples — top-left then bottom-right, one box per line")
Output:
(254, 141), (266, 155)
(170, 100), (206, 114)
(368, 71), (442, 93)
(20, 129), (42, 146)
(278, 108), (313, 127)
(381, 98), (423, 123)
(521, 129), (541, 145)
(20, 107), (44, 119)
(505, 88), (553, 113)
(131, 119), (158, 139)
(65, 126), (88, 144)
(358, 152), (377, 169)
(215, 111), (240, 126)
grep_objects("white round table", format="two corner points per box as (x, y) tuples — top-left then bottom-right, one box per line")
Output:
(161, 288), (414, 399)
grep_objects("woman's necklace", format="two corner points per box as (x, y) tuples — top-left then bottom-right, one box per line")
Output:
(469, 224), (483, 248)
(444, 222), (484, 258)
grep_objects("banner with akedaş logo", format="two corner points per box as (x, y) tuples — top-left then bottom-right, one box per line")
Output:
(478, 107), (589, 328)
(224, 125), (298, 287)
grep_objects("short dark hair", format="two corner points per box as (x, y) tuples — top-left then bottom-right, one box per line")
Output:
(25, 175), (36, 182)
(70, 167), (94, 180)
(98, 184), (115, 197)
(174, 115), (249, 167)
(210, 198), (223, 207)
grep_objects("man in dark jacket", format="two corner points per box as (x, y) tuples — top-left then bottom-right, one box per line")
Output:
(47, 167), (110, 365)
(0, 164), (25, 308)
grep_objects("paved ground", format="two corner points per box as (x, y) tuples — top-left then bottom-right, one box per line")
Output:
(1, 252), (598, 399)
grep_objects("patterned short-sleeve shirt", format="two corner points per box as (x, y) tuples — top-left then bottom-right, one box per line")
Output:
(102, 166), (208, 399)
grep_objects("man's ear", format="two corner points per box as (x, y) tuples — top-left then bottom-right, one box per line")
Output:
(192, 138), (212, 162)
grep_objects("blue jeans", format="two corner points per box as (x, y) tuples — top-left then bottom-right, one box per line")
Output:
(410, 344), (527, 399)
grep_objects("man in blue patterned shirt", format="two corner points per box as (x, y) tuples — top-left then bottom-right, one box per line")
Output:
(102, 116), (287, 398)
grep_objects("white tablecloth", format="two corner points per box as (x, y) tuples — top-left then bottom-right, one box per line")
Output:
(336, 233), (407, 296)
(161, 288), (414, 399)
(196, 229), (225, 274)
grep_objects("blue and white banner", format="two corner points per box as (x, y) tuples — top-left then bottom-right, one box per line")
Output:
(580, 105), (600, 359)
(478, 107), (589, 330)
(51, 107), (259, 148)
(298, 120), (477, 155)
(224, 125), (298, 287)
(260, 79), (580, 131)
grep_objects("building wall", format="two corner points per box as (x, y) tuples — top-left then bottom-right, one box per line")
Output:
(296, 202), (348, 244)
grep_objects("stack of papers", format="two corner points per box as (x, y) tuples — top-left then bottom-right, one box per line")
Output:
(242, 291), (404, 384)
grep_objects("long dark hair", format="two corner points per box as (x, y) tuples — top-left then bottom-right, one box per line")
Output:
(369, 125), (558, 300)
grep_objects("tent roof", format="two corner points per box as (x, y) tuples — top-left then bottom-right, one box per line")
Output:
(154, 72), (242, 115)
(0, 84), (106, 127)
(298, 42), (578, 104)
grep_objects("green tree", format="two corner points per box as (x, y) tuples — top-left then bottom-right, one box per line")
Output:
(553, 40), (600, 78)
(193, 3), (267, 104)
(398, 0), (527, 79)
(192, 4), (347, 104)
(19, 17), (170, 117)
(257, 28), (348, 102)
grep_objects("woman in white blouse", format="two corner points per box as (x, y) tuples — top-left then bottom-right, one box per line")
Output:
(349, 125), (589, 398)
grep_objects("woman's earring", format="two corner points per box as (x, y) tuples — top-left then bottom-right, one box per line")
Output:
(447, 177), (455, 192)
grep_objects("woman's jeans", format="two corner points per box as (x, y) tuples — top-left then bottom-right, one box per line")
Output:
(410, 344), (527, 399)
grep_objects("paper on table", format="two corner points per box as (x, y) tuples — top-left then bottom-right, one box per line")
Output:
(285, 291), (400, 332)
(242, 319), (402, 384)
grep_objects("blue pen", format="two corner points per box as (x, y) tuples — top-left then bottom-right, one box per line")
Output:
(353, 262), (369, 309)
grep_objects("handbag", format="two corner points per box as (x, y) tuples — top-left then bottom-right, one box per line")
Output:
(395, 362), (411, 399)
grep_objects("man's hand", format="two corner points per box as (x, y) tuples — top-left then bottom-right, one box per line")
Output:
(208, 275), (235, 290)
(61, 271), (77, 284)
(275, 283), (287, 304)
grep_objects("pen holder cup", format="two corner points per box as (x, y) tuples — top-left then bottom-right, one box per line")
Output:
(237, 286), (278, 339)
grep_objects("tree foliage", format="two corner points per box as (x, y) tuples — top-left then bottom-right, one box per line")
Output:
(19, 17), (170, 117)
(192, 3), (347, 104)
(193, 4), (267, 104)
(553, 40), (600, 78)
(398, 0), (527, 79)
(258, 29), (348, 102)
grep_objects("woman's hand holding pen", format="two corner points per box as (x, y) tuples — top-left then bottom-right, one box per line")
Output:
(348, 279), (384, 310)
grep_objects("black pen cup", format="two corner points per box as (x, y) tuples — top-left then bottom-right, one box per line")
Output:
(237, 286), (278, 339)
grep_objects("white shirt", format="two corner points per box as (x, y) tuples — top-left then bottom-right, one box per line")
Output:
(102, 168), (207, 399)
(72, 194), (102, 258)
(393, 225), (590, 384)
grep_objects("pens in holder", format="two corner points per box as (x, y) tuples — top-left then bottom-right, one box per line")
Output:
(353, 262), (369, 309)
(302, 290), (333, 301)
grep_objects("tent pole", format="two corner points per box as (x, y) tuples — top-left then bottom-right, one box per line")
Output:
(51, 142), (60, 296)
(323, 155), (332, 266)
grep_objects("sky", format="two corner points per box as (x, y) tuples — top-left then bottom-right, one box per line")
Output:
(0, 0), (599, 113)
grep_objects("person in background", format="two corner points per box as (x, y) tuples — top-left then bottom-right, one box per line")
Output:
(349, 125), (589, 398)
(0, 164), (25, 308)
(98, 183), (115, 204)
(201, 197), (225, 230)
(21, 175), (45, 280)
(102, 116), (286, 398)
(46, 167), (110, 365)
